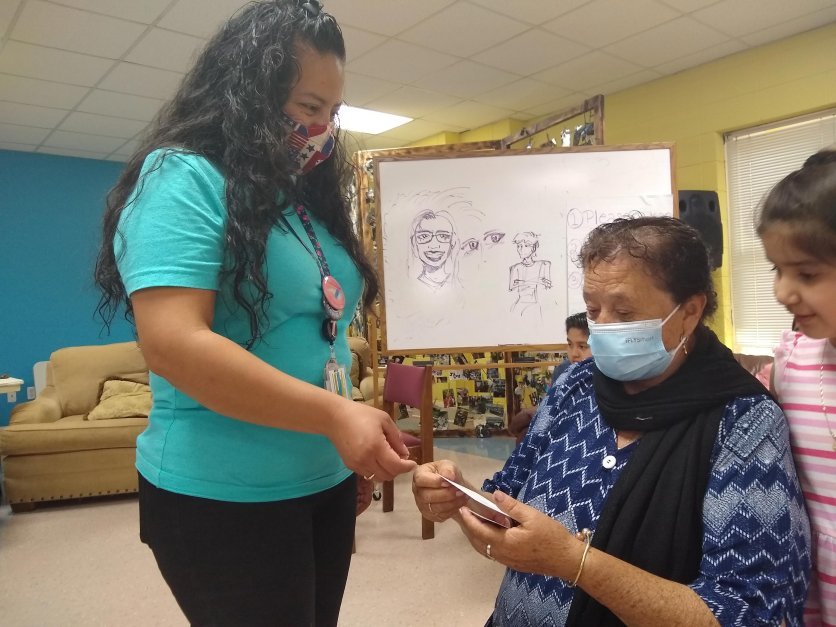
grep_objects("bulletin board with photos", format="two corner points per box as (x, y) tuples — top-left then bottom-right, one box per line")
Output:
(385, 351), (566, 435)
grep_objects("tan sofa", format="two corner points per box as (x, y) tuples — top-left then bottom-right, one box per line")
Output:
(0, 338), (382, 512)
(0, 341), (148, 512)
(348, 336), (384, 405)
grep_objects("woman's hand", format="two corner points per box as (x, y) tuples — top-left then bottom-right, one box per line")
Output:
(412, 461), (469, 522)
(457, 490), (581, 581)
(327, 401), (416, 482)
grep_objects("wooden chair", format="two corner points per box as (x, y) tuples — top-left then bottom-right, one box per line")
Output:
(381, 362), (435, 540)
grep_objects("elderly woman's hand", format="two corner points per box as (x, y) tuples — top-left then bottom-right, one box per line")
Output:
(457, 490), (582, 582)
(412, 461), (469, 522)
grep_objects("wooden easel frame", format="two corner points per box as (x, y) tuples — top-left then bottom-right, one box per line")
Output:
(501, 94), (605, 149)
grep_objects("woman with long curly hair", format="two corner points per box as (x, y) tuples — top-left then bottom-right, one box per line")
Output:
(94, 1), (415, 624)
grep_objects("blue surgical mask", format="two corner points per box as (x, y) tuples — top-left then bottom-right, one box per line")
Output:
(587, 306), (686, 382)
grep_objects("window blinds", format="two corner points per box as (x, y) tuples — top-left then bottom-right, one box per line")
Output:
(726, 110), (836, 355)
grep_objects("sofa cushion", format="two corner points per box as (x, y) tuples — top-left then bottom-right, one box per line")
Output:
(51, 342), (148, 416)
(87, 378), (152, 421)
(0, 416), (147, 456)
(349, 353), (361, 388)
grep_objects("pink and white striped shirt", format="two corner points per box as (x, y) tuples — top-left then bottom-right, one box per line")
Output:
(775, 330), (836, 626)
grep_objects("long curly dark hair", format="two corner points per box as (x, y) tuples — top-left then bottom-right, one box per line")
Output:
(94, 0), (377, 348)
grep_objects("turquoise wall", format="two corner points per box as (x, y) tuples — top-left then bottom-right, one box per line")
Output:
(0, 150), (134, 425)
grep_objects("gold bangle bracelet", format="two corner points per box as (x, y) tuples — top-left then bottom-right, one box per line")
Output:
(569, 528), (593, 588)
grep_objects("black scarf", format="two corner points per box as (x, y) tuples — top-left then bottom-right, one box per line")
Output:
(565, 326), (769, 627)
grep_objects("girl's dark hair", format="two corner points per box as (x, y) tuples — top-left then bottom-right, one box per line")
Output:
(578, 216), (718, 322)
(756, 148), (836, 262)
(94, 0), (378, 348)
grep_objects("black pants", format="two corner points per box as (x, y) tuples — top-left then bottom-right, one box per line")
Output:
(139, 473), (356, 627)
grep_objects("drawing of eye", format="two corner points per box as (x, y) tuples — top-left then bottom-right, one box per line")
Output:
(461, 238), (480, 255)
(482, 230), (506, 247)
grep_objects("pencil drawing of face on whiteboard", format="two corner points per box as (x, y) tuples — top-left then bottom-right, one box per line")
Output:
(410, 210), (459, 292)
(509, 231), (552, 317)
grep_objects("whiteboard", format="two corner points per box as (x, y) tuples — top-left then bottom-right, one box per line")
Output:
(375, 145), (675, 352)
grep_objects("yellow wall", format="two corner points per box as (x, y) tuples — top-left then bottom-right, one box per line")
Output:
(605, 22), (836, 344)
(410, 23), (836, 345)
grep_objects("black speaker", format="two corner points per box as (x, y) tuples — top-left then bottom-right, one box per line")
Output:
(678, 190), (723, 269)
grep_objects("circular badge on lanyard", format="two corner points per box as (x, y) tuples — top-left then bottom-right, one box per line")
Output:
(322, 275), (345, 321)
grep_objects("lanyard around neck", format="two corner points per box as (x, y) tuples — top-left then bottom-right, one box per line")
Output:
(281, 205), (346, 344)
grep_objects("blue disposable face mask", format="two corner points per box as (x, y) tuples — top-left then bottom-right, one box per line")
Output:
(587, 305), (686, 382)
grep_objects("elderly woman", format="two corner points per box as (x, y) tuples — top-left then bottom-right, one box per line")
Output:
(413, 217), (811, 626)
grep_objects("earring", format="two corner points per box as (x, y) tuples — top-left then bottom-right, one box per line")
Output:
(681, 335), (689, 356)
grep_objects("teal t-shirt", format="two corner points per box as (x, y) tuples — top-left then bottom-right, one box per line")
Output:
(116, 148), (361, 502)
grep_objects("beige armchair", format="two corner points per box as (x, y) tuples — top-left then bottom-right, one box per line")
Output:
(0, 341), (149, 511)
(347, 336), (384, 406)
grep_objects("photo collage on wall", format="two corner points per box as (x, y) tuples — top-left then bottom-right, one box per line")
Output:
(390, 351), (561, 434)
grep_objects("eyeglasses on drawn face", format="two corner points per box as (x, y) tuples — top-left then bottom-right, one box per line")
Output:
(415, 230), (453, 245)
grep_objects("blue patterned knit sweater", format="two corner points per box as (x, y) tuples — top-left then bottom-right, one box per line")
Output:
(483, 360), (811, 626)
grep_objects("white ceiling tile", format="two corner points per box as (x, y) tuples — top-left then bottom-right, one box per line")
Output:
(58, 111), (147, 138)
(604, 16), (730, 67)
(76, 90), (164, 122)
(473, 78), (570, 111)
(543, 0), (681, 47)
(740, 6), (836, 47)
(98, 63), (184, 101)
(658, 0), (722, 11)
(472, 29), (589, 76)
(423, 100), (515, 129)
(341, 26), (387, 62)
(343, 72), (402, 107)
(533, 51), (646, 91)
(347, 132), (405, 150)
(125, 28), (206, 73)
(46, 0), (171, 24)
(0, 41), (114, 86)
(36, 145), (109, 159)
(0, 1), (23, 40)
(326, 0), (456, 37)
(0, 101), (68, 128)
(399, 2), (530, 57)
(588, 69), (664, 95)
(0, 141), (37, 153)
(347, 39), (458, 83)
(0, 122), (50, 144)
(0, 74), (89, 109)
(364, 86), (461, 118)
(411, 60), (519, 99)
(112, 138), (140, 157)
(105, 153), (128, 161)
(43, 129), (127, 152)
(12, 0), (145, 59)
(157, 0), (247, 39)
(653, 39), (746, 75)
(693, 0), (836, 37)
(468, 0), (592, 25)
(381, 118), (466, 141)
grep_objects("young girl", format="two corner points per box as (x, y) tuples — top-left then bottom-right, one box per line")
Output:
(759, 148), (836, 626)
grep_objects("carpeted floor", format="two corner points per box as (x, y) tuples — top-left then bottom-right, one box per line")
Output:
(0, 443), (512, 626)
